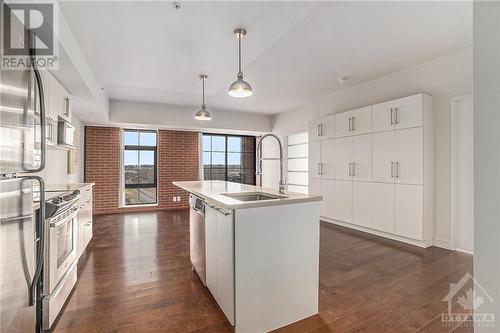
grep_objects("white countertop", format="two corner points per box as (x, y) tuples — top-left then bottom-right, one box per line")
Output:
(45, 183), (94, 192)
(173, 180), (322, 210)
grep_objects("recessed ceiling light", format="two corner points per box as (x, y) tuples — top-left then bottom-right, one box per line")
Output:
(338, 76), (351, 83)
(172, 2), (181, 10)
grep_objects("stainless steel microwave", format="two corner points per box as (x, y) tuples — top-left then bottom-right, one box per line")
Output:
(57, 118), (76, 149)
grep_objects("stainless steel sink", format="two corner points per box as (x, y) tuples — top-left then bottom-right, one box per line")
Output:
(221, 192), (288, 202)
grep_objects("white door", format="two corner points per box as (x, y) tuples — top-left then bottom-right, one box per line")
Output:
(352, 181), (371, 228)
(395, 184), (423, 240)
(335, 136), (352, 181)
(216, 210), (235, 325)
(321, 139), (335, 179)
(335, 111), (352, 138)
(394, 127), (423, 185)
(372, 131), (395, 183)
(321, 114), (336, 140)
(394, 94), (423, 130)
(205, 206), (217, 295)
(308, 140), (321, 179)
(351, 106), (372, 136)
(371, 183), (395, 233)
(352, 134), (372, 182)
(333, 180), (352, 223)
(454, 97), (474, 253)
(320, 179), (335, 219)
(372, 100), (394, 133)
(308, 120), (322, 142)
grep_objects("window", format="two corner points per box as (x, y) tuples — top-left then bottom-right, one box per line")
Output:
(123, 129), (157, 205)
(287, 132), (308, 194)
(202, 134), (256, 185)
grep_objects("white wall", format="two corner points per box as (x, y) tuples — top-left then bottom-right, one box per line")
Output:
(42, 115), (85, 184)
(270, 47), (472, 248)
(108, 100), (272, 135)
(473, 1), (500, 328)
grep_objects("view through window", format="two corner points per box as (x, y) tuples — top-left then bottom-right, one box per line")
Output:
(202, 134), (256, 185)
(123, 129), (157, 205)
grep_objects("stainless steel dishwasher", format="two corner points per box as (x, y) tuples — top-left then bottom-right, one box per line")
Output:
(189, 194), (206, 285)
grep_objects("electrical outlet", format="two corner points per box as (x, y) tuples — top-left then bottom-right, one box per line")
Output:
(172, 197), (176, 202)
(177, 196), (181, 201)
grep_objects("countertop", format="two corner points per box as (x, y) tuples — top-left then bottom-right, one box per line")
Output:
(45, 183), (94, 192)
(173, 180), (322, 210)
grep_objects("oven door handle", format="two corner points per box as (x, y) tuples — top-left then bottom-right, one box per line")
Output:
(49, 207), (78, 228)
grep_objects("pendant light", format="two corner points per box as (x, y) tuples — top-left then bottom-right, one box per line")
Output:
(195, 74), (211, 121)
(228, 28), (253, 98)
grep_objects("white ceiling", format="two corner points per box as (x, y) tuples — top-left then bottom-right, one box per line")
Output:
(60, 1), (472, 115)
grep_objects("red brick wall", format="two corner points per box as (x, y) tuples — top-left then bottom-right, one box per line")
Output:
(84, 126), (199, 214)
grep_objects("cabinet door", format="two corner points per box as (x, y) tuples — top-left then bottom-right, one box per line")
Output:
(394, 127), (423, 185)
(351, 106), (372, 136)
(372, 100), (394, 133)
(321, 139), (335, 179)
(308, 140), (321, 179)
(205, 206), (217, 295)
(352, 134), (372, 182)
(216, 210), (235, 325)
(335, 136), (352, 181)
(308, 120), (322, 142)
(333, 180), (352, 223)
(395, 184), (423, 240)
(371, 183), (395, 233)
(320, 179), (335, 219)
(77, 212), (85, 257)
(308, 178), (321, 196)
(46, 74), (58, 120)
(394, 94), (423, 130)
(335, 111), (352, 138)
(372, 131), (395, 183)
(321, 114), (336, 140)
(352, 181), (371, 228)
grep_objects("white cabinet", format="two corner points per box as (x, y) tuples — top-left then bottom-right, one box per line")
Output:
(394, 127), (423, 185)
(204, 205), (235, 325)
(77, 186), (93, 258)
(395, 184), (423, 240)
(333, 180), (352, 223)
(372, 131), (395, 183)
(308, 140), (321, 179)
(308, 115), (335, 142)
(335, 136), (352, 181)
(352, 181), (371, 228)
(371, 183), (395, 233)
(309, 93), (433, 248)
(352, 134), (372, 182)
(372, 94), (423, 133)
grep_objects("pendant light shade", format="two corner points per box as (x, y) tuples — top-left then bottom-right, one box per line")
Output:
(228, 28), (253, 98)
(195, 75), (211, 121)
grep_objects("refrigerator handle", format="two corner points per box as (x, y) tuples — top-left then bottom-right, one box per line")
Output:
(20, 175), (45, 306)
(26, 31), (46, 172)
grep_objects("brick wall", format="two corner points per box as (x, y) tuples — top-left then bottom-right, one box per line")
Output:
(84, 126), (199, 214)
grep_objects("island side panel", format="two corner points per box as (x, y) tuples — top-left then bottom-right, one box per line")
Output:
(234, 201), (320, 333)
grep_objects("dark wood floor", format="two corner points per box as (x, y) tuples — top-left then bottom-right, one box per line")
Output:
(51, 210), (473, 333)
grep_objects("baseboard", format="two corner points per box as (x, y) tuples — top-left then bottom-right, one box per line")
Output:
(456, 248), (474, 255)
(320, 217), (430, 248)
(432, 237), (452, 250)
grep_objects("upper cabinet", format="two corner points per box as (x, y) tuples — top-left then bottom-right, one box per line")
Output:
(335, 106), (372, 138)
(372, 94), (423, 132)
(42, 71), (72, 122)
(308, 114), (335, 142)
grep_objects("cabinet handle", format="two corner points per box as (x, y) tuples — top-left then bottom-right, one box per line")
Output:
(390, 108), (394, 125)
(395, 161), (400, 178)
(320, 123), (323, 136)
(318, 163), (321, 176)
(347, 162), (351, 176)
(317, 124), (320, 137)
(395, 107), (399, 124)
(352, 162), (355, 177)
(351, 116), (355, 132)
(348, 117), (352, 132)
(391, 161), (394, 178)
(320, 163), (323, 176)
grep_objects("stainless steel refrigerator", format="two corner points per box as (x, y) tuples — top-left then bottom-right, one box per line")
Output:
(1, 14), (47, 333)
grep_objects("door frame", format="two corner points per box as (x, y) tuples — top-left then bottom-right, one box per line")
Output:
(450, 93), (473, 253)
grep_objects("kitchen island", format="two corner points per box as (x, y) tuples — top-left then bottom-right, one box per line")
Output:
(173, 180), (322, 333)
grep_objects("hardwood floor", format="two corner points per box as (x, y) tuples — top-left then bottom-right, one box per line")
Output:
(51, 210), (473, 333)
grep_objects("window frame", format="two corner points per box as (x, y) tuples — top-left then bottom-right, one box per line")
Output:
(202, 133), (256, 185)
(122, 129), (158, 206)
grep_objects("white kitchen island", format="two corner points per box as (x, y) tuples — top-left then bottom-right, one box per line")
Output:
(173, 181), (322, 333)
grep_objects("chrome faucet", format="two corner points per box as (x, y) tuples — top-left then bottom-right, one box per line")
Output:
(256, 133), (287, 194)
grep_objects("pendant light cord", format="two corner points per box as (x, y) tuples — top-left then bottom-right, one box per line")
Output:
(202, 77), (205, 107)
(238, 32), (242, 77)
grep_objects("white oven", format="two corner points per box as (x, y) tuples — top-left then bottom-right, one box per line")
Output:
(42, 203), (79, 330)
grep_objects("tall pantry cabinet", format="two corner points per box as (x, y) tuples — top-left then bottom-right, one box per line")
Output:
(308, 93), (434, 247)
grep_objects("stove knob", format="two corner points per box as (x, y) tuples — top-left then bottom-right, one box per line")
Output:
(73, 190), (80, 195)
(52, 197), (63, 204)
